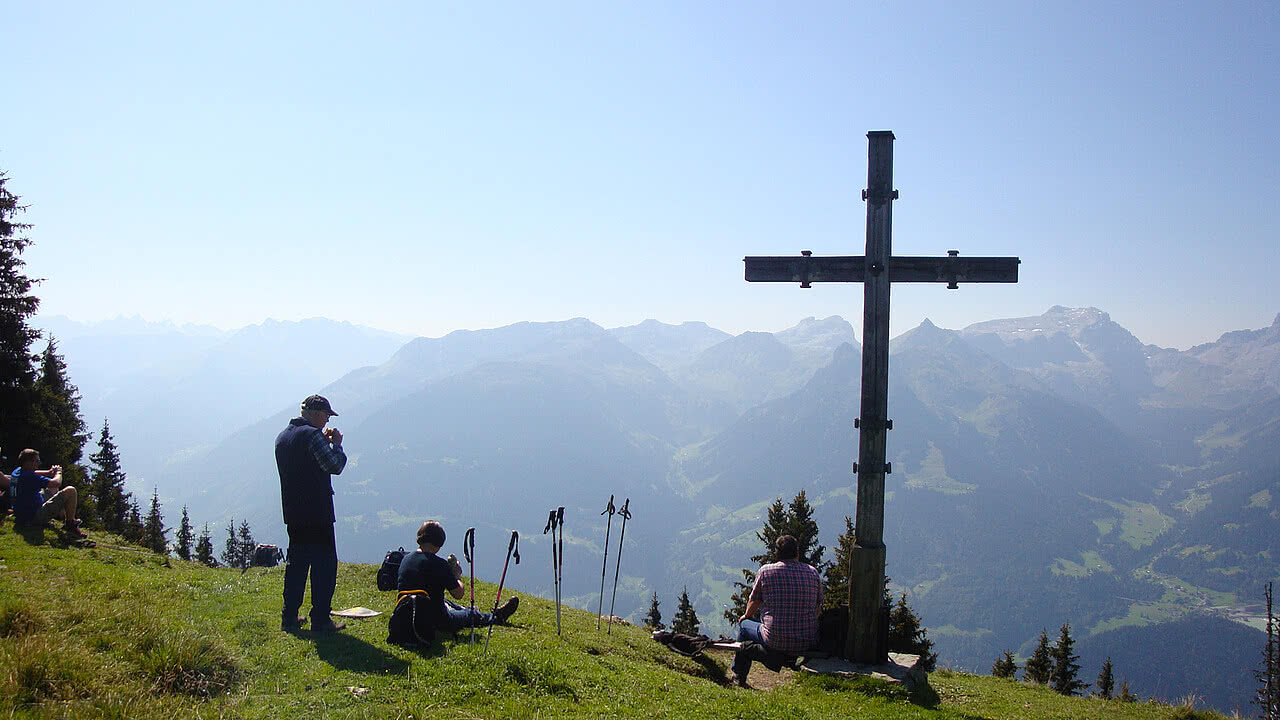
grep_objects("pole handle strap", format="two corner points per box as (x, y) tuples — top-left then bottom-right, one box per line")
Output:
(509, 530), (520, 564)
(463, 527), (475, 563)
(619, 498), (632, 520)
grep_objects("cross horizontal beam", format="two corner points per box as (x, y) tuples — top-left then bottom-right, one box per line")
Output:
(744, 254), (1020, 286)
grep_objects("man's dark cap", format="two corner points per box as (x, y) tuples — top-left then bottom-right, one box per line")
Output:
(301, 394), (339, 416)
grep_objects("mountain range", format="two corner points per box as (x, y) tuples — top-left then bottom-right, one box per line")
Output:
(36, 308), (1280, 713)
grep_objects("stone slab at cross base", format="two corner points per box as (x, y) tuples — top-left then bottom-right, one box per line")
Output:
(800, 652), (927, 691)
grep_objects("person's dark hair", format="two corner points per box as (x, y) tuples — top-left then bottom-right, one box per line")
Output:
(417, 521), (446, 548)
(776, 534), (799, 561)
(18, 448), (40, 465)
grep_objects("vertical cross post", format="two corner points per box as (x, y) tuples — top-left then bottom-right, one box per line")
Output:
(848, 130), (895, 663)
(742, 130), (1019, 666)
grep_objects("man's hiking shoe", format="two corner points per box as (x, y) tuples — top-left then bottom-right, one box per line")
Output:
(63, 523), (86, 539)
(733, 672), (750, 688)
(493, 596), (519, 624)
(312, 619), (346, 633)
(281, 617), (307, 632)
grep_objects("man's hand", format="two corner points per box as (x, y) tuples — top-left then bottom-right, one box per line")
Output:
(324, 427), (343, 446)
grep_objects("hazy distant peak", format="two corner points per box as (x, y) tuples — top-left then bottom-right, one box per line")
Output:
(962, 306), (1112, 339)
(890, 317), (959, 351)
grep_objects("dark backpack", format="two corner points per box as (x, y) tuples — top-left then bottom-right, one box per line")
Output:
(387, 591), (435, 645)
(377, 547), (407, 591)
(252, 544), (284, 568)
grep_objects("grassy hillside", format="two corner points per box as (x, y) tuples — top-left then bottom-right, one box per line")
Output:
(0, 525), (1232, 719)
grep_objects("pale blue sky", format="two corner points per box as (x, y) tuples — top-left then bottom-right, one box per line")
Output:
(5, 1), (1277, 349)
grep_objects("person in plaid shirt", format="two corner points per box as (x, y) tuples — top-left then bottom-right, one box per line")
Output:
(732, 534), (822, 686)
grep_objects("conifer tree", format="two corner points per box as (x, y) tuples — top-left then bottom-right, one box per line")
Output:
(992, 651), (1017, 679)
(1096, 656), (1115, 700)
(822, 516), (856, 609)
(726, 490), (827, 622)
(1256, 581), (1279, 720)
(0, 172), (42, 471)
(888, 592), (937, 671)
(236, 519), (256, 567)
(29, 339), (88, 469)
(643, 591), (664, 630)
(672, 587), (700, 635)
(221, 519), (241, 568)
(1023, 629), (1053, 684)
(1050, 622), (1087, 696)
(194, 523), (217, 567)
(1118, 679), (1137, 702)
(175, 506), (194, 561)
(123, 498), (144, 543)
(88, 420), (130, 532)
(142, 488), (168, 554)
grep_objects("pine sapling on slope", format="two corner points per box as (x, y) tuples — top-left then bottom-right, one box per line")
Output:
(822, 516), (856, 609)
(1256, 581), (1279, 720)
(992, 651), (1017, 679)
(195, 523), (217, 567)
(1049, 623), (1087, 696)
(1096, 656), (1115, 700)
(644, 591), (664, 630)
(236, 520), (256, 569)
(175, 506), (194, 561)
(888, 592), (937, 671)
(221, 519), (240, 568)
(1023, 629), (1053, 684)
(672, 587), (700, 635)
(123, 499), (144, 543)
(88, 419), (130, 533)
(142, 488), (168, 554)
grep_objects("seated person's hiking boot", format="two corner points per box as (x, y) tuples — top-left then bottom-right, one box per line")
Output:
(493, 596), (520, 624)
(63, 522), (86, 539)
(312, 618), (346, 633)
(281, 616), (307, 632)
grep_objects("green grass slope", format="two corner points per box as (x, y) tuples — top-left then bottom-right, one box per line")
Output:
(0, 525), (1230, 720)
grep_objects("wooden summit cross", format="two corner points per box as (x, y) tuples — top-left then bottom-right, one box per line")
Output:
(744, 131), (1020, 665)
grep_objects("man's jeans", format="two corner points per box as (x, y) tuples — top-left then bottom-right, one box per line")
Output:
(440, 599), (496, 631)
(283, 524), (337, 625)
(732, 619), (766, 678)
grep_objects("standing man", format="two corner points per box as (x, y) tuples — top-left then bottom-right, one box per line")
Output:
(276, 394), (347, 632)
(10, 448), (85, 538)
(732, 534), (823, 687)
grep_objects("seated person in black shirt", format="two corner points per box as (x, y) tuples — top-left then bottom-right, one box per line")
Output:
(394, 521), (518, 638)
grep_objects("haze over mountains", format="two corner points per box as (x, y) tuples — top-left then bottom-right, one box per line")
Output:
(36, 307), (1280, 713)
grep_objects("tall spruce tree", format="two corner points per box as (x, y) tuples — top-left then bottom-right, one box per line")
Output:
(1256, 582), (1279, 720)
(992, 651), (1018, 679)
(888, 592), (937, 671)
(1096, 656), (1115, 700)
(643, 591), (664, 630)
(1023, 629), (1053, 684)
(30, 339), (88, 466)
(0, 172), (42, 471)
(174, 506), (194, 561)
(142, 488), (168, 554)
(1049, 623), (1087, 696)
(194, 522), (216, 567)
(672, 587), (700, 635)
(87, 420), (130, 532)
(725, 490), (827, 623)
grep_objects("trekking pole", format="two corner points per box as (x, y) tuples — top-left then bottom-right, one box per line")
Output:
(597, 495), (616, 630)
(464, 527), (476, 648)
(555, 506), (565, 636)
(484, 530), (520, 654)
(607, 498), (632, 634)
(544, 509), (561, 636)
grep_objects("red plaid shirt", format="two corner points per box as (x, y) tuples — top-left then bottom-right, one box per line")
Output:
(750, 560), (823, 654)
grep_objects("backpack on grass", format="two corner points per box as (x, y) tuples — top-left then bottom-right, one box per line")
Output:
(377, 547), (407, 591)
(387, 591), (435, 646)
